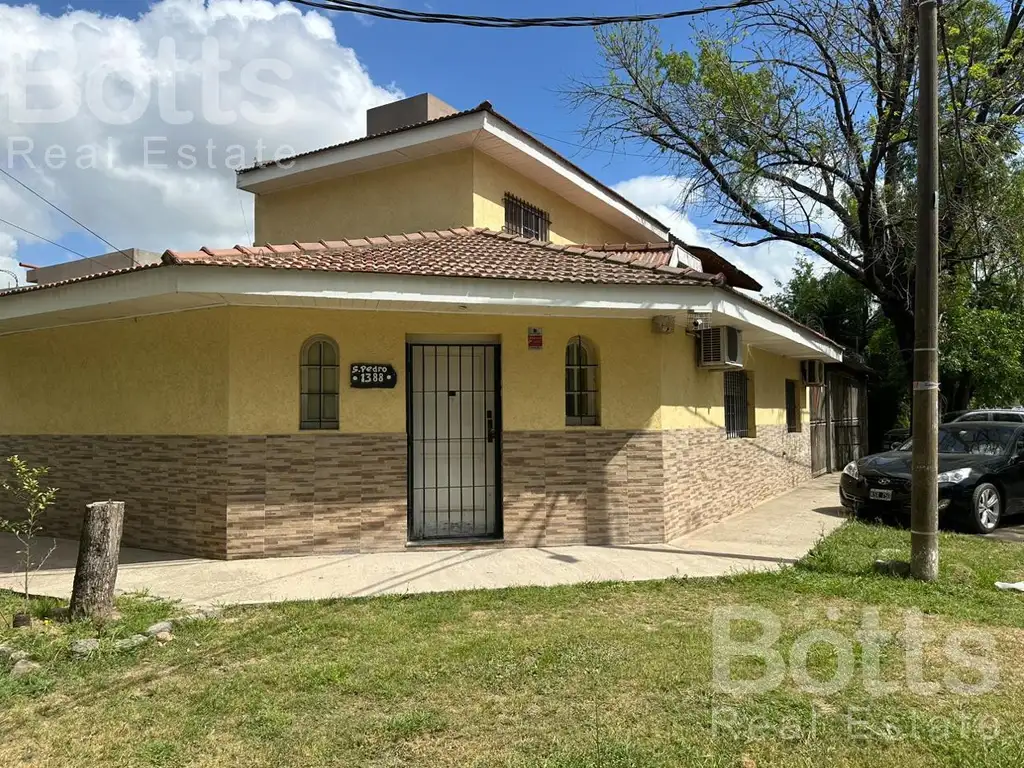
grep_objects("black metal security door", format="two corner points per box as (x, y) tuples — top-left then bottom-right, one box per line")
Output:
(406, 344), (502, 541)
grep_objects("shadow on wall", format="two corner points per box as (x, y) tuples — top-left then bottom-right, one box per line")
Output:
(501, 430), (668, 548)
(501, 415), (814, 548)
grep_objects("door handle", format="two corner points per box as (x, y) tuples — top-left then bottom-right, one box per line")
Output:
(486, 410), (495, 443)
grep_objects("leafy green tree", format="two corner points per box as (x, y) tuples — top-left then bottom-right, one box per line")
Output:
(771, 257), (1024, 441)
(570, 0), (1024, 398)
(768, 259), (874, 353)
(941, 270), (1024, 408)
(770, 260), (907, 444)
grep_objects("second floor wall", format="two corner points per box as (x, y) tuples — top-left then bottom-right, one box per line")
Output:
(253, 149), (635, 246)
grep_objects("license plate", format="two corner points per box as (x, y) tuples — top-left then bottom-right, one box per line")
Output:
(869, 488), (893, 501)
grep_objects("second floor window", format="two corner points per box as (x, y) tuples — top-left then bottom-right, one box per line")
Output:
(504, 193), (550, 240)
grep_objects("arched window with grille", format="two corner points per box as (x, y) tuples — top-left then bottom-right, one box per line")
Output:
(565, 336), (599, 426)
(300, 336), (340, 430)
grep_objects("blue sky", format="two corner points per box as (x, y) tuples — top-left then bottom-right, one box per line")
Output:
(1, 0), (807, 290)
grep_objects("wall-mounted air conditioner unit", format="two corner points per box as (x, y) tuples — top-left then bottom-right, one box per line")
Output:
(697, 326), (743, 369)
(801, 359), (826, 386)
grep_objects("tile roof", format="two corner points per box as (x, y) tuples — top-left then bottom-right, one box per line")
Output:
(681, 243), (762, 292)
(574, 241), (762, 292)
(163, 228), (724, 286)
(235, 100), (764, 291)
(0, 228), (840, 350)
(0, 228), (723, 298)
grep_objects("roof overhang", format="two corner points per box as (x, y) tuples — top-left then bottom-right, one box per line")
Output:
(0, 266), (842, 361)
(236, 110), (671, 244)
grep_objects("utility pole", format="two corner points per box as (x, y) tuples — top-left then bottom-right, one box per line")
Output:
(911, 0), (940, 582)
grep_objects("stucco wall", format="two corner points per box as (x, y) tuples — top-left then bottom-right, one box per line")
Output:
(471, 151), (632, 245)
(0, 308), (230, 435)
(227, 307), (662, 434)
(251, 148), (634, 247)
(658, 330), (807, 430)
(253, 150), (475, 245)
(0, 306), (815, 558)
(0, 306), (807, 437)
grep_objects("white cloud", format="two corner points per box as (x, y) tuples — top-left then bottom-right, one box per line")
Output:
(613, 174), (827, 293)
(0, 0), (400, 265)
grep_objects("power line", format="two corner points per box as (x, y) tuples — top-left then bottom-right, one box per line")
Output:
(0, 216), (90, 259)
(0, 167), (135, 266)
(287, 0), (770, 27)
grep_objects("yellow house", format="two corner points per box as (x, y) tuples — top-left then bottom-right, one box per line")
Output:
(0, 94), (842, 559)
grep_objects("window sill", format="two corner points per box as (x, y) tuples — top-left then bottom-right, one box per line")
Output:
(406, 537), (504, 549)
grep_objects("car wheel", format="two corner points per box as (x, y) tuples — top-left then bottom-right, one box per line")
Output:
(968, 482), (1002, 534)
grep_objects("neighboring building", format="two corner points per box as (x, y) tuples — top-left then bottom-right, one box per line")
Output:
(24, 249), (162, 285)
(0, 95), (843, 559)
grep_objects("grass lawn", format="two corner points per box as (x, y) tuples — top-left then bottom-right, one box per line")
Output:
(3, 521), (1024, 767)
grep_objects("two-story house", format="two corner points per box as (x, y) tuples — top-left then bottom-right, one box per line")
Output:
(0, 94), (842, 559)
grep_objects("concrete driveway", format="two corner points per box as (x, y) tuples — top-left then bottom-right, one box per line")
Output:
(0, 475), (846, 606)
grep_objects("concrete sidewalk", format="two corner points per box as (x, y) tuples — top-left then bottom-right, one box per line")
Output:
(0, 475), (844, 606)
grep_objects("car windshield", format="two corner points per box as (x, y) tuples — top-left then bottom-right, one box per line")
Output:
(898, 424), (1016, 455)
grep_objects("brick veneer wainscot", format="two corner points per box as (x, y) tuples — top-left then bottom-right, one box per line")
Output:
(0, 426), (809, 559)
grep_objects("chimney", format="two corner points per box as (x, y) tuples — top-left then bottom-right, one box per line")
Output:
(366, 94), (458, 136)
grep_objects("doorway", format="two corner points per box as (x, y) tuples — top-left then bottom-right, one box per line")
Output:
(406, 343), (502, 541)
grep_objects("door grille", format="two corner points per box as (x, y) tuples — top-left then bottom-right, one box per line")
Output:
(406, 344), (502, 541)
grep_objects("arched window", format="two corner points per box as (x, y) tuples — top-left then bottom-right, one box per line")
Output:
(300, 336), (340, 430)
(565, 336), (599, 426)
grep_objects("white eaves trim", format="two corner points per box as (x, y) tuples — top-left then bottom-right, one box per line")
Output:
(711, 293), (842, 361)
(0, 265), (843, 361)
(237, 111), (488, 191)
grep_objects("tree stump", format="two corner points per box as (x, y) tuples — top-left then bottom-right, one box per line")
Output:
(69, 501), (125, 621)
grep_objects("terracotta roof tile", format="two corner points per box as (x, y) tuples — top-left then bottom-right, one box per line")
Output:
(159, 228), (721, 287)
(0, 228), (838, 349)
(0, 228), (735, 299)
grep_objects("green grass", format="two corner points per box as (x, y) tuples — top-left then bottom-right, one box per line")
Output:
(2, 521), (1024, 767)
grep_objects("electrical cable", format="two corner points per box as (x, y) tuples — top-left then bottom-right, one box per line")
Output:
(0, 167), (135, 266)
(287, 0), (770, 28)
(0, 216), (91, 260)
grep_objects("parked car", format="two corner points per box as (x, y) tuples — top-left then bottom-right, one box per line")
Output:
(840, 422), (1024, 533)
(882, 410), (968, 451)
(950, 408), (1024, 424)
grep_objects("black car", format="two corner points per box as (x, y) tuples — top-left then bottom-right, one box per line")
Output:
(840, 422), (1024, 533)
(882, 410), (969, 451)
